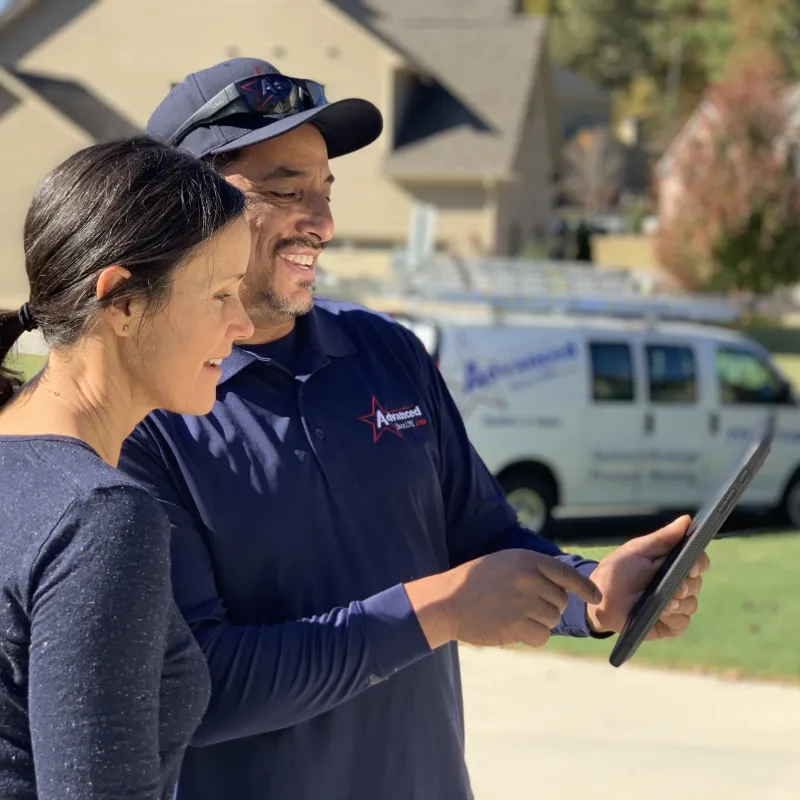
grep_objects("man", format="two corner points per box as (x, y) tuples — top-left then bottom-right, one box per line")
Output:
(119, 58), (709, 800)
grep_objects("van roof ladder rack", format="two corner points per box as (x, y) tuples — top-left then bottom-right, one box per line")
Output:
(390, 252), (742, 326)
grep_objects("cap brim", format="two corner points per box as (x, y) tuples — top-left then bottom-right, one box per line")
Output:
(207, 98), (383, 159)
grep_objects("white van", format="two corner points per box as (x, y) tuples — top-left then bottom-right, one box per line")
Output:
(395, 312), (800, 536)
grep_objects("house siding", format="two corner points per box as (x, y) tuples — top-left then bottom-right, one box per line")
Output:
(17, 0), (422, 243)
(496, 77), (554, 255)
(0, 0), (560, 295)
(0, 89), (91, 307)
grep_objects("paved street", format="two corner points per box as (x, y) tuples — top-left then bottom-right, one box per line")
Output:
(461, 646), (800, 800)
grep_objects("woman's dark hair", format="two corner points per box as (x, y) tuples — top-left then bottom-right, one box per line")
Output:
(0, 135), (246, 407)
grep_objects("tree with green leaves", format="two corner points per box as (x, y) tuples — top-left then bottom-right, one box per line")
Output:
(547, 0), (655, 92)
(546, 0), (800, 143)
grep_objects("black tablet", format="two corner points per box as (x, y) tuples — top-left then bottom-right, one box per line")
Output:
(608, 412), (776, 668)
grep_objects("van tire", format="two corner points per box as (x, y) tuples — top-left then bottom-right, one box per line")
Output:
(776, 470), (800, 530)
(497, 468), (557, 539)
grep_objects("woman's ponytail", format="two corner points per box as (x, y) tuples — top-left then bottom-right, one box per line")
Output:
(0, 304), (38, 407)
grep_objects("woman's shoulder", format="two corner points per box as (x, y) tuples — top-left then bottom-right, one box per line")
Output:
(0, 437), (170, 612)
(7, 435), (162, 522)
(46, 478), (169, 555)
(27, 481), (171, 608)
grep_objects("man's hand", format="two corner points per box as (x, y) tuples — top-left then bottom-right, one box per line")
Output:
(404, 549), (601, 651)
(586, 515), (710, 640)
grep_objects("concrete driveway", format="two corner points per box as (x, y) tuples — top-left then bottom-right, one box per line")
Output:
(461, 645), (800, 800)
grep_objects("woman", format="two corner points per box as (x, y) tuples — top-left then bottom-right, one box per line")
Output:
(0, 136), (254, 799)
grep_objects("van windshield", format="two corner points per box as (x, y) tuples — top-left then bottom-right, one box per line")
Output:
(716, 347), (792, 405)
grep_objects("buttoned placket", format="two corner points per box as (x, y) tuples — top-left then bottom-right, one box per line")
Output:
(294, 357), (354, 491)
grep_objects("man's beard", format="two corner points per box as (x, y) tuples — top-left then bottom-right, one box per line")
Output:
(247, 236), (323, 322)
(258, 282), (314, 318)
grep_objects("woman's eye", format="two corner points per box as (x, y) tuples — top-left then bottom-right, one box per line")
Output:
(215, 293), (232, 302)
(270, 192), (297, 200)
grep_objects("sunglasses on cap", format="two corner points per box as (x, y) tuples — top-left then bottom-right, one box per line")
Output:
(166, 74), (328, 147)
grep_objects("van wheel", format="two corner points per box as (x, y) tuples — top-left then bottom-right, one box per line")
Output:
(498, 469), (557, 538)
(777, 472), (800, 530)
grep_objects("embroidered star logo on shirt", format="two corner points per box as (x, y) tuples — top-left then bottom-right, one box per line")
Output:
(358, 397), (427, 443)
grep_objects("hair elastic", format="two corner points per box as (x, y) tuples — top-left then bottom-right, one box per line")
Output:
(17, 303), (38, 332)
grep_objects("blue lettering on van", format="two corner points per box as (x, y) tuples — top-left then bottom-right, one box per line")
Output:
(463, 342), (579, 394)
(728, 426), (800, 443)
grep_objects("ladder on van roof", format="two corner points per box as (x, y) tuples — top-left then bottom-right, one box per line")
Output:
(392, 251), (640, 297)
(389, 252), (743, 325)
(421, 292), (742, 325)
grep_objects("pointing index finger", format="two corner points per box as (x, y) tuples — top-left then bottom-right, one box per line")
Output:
(536, 558), (602, 605)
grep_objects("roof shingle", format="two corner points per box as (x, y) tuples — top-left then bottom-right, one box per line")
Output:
(380, 19), (546, 179)
(330, 0), (547, 180)
(352, 0), (522, 20)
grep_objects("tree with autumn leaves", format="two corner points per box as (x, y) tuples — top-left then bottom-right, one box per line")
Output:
(655, 3), (800, 294)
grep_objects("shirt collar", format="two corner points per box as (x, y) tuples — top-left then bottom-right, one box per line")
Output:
(218, 304), (355, 385)
(304, 303), (356, 359)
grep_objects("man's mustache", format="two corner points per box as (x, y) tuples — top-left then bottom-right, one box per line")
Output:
(273, 237), (327, 254)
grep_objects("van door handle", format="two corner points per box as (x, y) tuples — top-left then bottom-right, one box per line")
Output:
(644, 411), (655, 435)
(709, 411), (720, 435)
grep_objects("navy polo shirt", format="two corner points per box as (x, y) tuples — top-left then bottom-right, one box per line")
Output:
(118, 299), (599, 800)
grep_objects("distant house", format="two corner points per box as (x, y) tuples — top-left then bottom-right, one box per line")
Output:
(305, 0), (565, 266)
(654, 83), (800, 224)
(0, 0), (611, 306)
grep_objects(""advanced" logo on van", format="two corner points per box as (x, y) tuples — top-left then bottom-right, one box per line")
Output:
(463, 341), (579, 394)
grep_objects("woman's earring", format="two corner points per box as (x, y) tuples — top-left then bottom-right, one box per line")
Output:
(122, 323), (130, 332)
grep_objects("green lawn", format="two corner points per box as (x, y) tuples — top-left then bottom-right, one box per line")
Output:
(5, 353), (46, 381)
(774, 354), (800, 389)
(541, 532), (800, 682)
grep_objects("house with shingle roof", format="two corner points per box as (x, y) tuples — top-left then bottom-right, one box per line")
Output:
(0, 0), (609, 307)
(327, 0), (567, 262)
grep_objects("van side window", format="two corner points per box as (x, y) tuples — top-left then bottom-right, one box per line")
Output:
(589, 343), (634, 402)
(647, 345), (697, 403)
(716, 347), (790, 404)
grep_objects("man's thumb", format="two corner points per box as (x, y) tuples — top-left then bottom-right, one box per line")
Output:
(627, 515), (692, 558)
